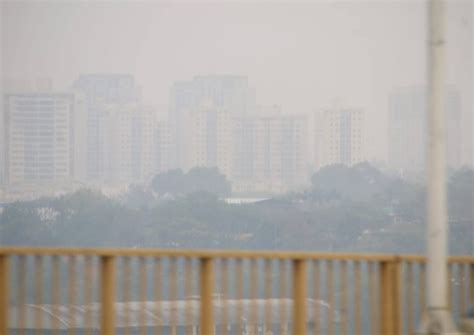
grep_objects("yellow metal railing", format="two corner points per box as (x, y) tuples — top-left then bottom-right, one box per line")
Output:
(0, 247), (473, 335)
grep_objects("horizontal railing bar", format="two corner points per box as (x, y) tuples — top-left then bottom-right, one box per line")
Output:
(0, 247), (472, 263)
(447, 256), (474, 264)
(0, 247), (411, 260)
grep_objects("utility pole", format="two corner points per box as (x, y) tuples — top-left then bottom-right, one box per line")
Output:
(417, 0), (460, 334)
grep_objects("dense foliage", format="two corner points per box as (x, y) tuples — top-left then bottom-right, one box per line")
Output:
(151, 167), (231, 198)
(1, 165), (473, 255)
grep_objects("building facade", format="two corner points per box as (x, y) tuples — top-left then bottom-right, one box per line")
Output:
(232, 109), (309, 194)
(153, 121), (171, 175)
(184, 106), (233, 177)
(72, 74), (141, 181)
(314, 108), (365, 169)
(3, 92), (85, 191)
(101, 104), (155, 183)
(169, 75), (255, 170)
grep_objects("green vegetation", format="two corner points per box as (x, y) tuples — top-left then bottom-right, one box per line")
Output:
(151, 167), (231, 198)
(1, 165), (473, 255)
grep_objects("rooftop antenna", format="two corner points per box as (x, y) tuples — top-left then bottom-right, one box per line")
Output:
(417, 0), (460, 333)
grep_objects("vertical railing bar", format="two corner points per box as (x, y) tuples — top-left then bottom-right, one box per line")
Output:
(448, 263), (453, 311)
(68, 256), (77, 335)
(466, 263), (471, 316)
(169, 256), (178, 330)
(312, 260), (320, 335)
(83, 256), (93, 335)
(154, 258), (162, 335)
(420, 262), (426, 313)
(394, 260), (402, 335)
(448, 262), (455, 319)
(379, 259), (401, 335)
(406, 262), (414, 335)
(18, 255), (26, 335)
(100, 255), (116, 335)
(327, 260), (335, 335)
(236, 258), (244, 335)
(340, 260), (348, 335)
(369, 261), (378, 335)
(380, 261), (391, 335)
(51, 256), (60, 335)
(264, 259), (272, 334)
(354, 261), (362, 335)
(184, 257), (193, 335)
(470, 263), (474, 312)
(459, 263), (466, 317)
(34, 255), (43, 334)
(221, 258), (229, 335)
(0, 254), (9, 335)
(279, 260), (287, 335)
(139, 256), (147, 335)
(292, 259), (307, 335)
(367, 262), (378, 335)
(200, 257), (214, 335)
(249, 258), (258, 333)
(123, 257), (131, 335)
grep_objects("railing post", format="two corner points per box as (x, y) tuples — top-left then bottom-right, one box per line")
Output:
(0, 255), (9, 335)
(100, 255), (116, 335)
(380, 259), (401, 335)
(200, 257), (214, 335)
(393, 260), (402, 335)
(471, 263), (474, 308)
(292, 259), (307, 335)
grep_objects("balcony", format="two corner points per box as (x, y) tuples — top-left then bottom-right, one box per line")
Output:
(0, 247), (472, 334)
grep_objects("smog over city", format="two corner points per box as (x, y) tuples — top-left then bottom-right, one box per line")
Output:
(0, 1), (473, 333)
(0, 0), (473, 249)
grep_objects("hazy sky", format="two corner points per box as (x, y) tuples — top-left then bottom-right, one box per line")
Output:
(1, 0), (472, 161)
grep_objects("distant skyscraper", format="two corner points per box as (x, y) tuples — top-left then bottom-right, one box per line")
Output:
(314, 107), (365, 169)
(72, 74), (141, 181)
(184, 105), (233, 177)
(233, 108), (308, 193)
(232, 116), (257, 182)
(1, 77), (56, 188)
(3, 92), (85, 190)
(388, 87), (462, 171)
(101, 103), (154, 183)
(153, 121), (171, 175)
(169, 75), (256, 169)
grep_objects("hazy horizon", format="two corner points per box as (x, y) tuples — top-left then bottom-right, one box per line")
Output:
(2, 1), (472, 163)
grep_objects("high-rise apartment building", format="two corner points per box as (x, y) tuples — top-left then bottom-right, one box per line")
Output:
(314, 108), (365, 169)
(184, 106), (233, 177)
(388, 87), (462, 172)
(233, 108), (308, 193)
(3, 92), (86, 190)
(169, 75), (255, 169)
(72, 74), (141, 181)
(153, 121), (171, 175)
(102, 104), (154, 183)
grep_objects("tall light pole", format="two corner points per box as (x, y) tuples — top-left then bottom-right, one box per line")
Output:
(417, 0), (460, 334)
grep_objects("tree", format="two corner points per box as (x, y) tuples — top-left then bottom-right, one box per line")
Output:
(121, 183), (156, 210)
(151, 169), (186, 195)
(310, 163), (390, 201)
(1, 167), (472, 255)
(186, 167), (231, 197)
(151, 167), (231, 198)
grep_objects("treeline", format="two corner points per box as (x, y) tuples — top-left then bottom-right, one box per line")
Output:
(1, 163), (473, 255)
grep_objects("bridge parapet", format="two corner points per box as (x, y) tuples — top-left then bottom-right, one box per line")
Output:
(0, 248), (472, 334)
